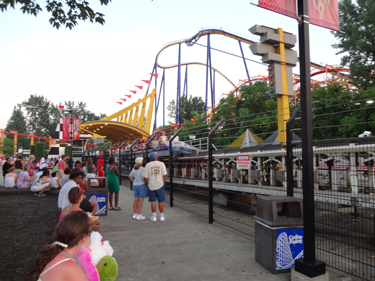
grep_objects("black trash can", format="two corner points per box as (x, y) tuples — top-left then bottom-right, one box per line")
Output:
(86, 176), (108, 216)
(254, 196), (304, 274)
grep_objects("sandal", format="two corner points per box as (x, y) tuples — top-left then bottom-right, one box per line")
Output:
(109, 207), (114, 210)
(113, 207), (122, 211)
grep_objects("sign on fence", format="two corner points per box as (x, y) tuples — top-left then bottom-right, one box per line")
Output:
(236, 154), (250, 169)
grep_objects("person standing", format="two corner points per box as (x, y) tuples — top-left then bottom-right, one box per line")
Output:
(39, 155), (47, 170)
(142, 152), (167, 222)
(96, 155), (104, 169)
(129, 157), (146, 220)
(107, 157), (121, 211)
(27, 155), (36, 177)
(58, 156), (67, 179)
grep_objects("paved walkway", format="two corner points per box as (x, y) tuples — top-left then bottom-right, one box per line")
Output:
(98, 182), (357, 281)
(0, 169), (358, 280)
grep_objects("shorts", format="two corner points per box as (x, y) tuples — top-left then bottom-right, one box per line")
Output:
(58, 170), (64, 177)
(149, 186), (165, 203)
(31, 183), (49, 192)
(80, 199), (93, 213)
(133, 183), (147, 198)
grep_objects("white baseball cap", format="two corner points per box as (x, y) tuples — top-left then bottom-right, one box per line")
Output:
(135, 157), (143, 164)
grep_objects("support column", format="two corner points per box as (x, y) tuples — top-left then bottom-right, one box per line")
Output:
(11, 131), (17, 156)
(0, 129), (4, 157)
(350, 153), (358, 194)
(30, 134), (34, 146)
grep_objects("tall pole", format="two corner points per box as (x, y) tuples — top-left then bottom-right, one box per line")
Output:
(363, 102), (366, 132)
(176, 43), (181, 125)
(294, 0), (326, 277)
(70, 111), (73, 158)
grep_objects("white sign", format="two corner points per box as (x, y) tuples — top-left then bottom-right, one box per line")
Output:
(236, 154), (250, 169)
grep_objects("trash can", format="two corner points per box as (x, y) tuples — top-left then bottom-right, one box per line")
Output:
(254, 196), (303, 274)
(86, 177), (108, 216)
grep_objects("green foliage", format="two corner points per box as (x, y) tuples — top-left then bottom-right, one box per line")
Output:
(312, 84), (375, 139)
(30, 144), (36, 156)
(332, 0), (375, 88)
(64, 101), (105, 124)
(64, 145), (72, 157)
(167, 96), (205, 124)
(0, 0), (112, 30)
(179, 111), (209, 142)
(0, 138), (15, 156)
(210, 81), (278, 147)
(35, 142), (45, 161)
(5, 104), (30, 149)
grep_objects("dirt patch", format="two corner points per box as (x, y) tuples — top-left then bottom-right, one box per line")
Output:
(0, 191), (60, 281)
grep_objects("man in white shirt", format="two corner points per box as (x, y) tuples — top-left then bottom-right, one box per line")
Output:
(39, 156), (46, 170)
(143, 152), (167, 222)
(58, 170), (85, 209)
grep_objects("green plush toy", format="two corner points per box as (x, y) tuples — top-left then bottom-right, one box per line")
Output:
(97, 255), (118, 281)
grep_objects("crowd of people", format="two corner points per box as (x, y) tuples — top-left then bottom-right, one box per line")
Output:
(1, 132), (170, 280)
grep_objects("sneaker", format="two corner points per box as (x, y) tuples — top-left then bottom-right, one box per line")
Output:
(150, 216), (157, 222)
(132, 214), (137, 219)
(160, 216), (166, 222)
(38, 193), (46, 197)
(136, 214), (145, 220)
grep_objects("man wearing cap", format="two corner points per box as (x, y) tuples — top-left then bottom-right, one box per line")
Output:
(143, 152), (167, 222)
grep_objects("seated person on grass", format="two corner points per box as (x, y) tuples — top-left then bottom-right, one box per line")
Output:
(50, 172), (60, 189)
(17, 164), (37, 189)
(58, 170), (97, 215)
(31, 170), (51, 196)
(60, 187), (99, 230)
(4, 167), (18, 189)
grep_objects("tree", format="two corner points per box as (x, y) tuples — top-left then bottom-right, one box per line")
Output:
(5, 104), (30, 149)
(35, 142), (45, 161)
(22, 94), (57, 137)
(167, 100), (176, 124)
(0, 0), (112, 29)
(167, 96), (206, 125)
(179, 111), (210, 143)
(210, 81), (278, 147)
(0, 138), (15, 156)
(311, 84), (375, 139)
(332, 0), (375, 88)
(64, 101), (104, 124)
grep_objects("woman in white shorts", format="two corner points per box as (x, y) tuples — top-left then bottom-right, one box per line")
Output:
(31, 170), (51, 196)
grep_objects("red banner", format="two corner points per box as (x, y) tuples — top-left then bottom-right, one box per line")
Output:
(258, 0), (297, 19)
(258, 0), (340, 31)
(309, 0), (340, 31)
(62, 118), (70, 140)
(73, 118), (81, 140)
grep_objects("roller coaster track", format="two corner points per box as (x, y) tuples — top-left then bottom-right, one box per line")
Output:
(155, 29), (352, 104)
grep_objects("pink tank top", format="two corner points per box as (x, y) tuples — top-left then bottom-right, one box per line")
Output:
(59, 205), (80, 221)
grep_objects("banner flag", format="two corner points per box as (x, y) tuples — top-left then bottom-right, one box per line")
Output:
(62, 118), (70, 140)
(258, 0), (297, 19)
(73, 118), (80, 140)
(257, 0), (340, 31)
(135, 85), (143, 90)
(309, 0), (340, 31)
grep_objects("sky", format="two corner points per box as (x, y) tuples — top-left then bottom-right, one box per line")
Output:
(0, 0), (344, 134)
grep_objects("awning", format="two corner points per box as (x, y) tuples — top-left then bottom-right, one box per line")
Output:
(81, 120), (149, 143)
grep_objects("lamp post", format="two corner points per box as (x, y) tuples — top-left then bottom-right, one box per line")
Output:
(64, 110), (73, 158)
(354, 99), (374, 132)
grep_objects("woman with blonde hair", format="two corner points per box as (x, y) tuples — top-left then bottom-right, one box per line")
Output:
(129, 157), (146, 220)
(17, 164), (37, 189)
(27, 155), (36, 177)
(4, 167), (18, 189)
(26, 211), (91, 281)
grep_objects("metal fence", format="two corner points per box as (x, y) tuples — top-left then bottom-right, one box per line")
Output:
(165, 87), (375, 280)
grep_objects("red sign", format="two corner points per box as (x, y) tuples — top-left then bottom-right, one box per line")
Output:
(309, 0), (340, 31)
(258, 0), (297, 19)
(62, 118), (70, 140)
(258, 0), (340, 31)
(237, 154), (251, 170)
(73, 118), (81, 140)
